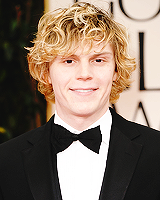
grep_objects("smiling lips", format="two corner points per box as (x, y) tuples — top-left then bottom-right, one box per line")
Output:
(70, 88), (98, 93)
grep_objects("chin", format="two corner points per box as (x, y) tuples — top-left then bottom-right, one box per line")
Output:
(71, 107), (98, 118)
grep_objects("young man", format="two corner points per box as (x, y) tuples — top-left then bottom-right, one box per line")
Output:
(0, 2), (160, 200)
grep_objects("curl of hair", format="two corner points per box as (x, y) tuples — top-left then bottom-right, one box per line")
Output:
(27, 2), (136, 104)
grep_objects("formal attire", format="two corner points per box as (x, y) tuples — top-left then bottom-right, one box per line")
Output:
(55, 109), (112, 200)
(0, 107), (160, 200)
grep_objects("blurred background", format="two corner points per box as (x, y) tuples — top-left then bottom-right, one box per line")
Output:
(0, 0), (46, 143)
(0, 0), (160, 143)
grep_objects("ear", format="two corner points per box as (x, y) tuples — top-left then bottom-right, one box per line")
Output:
(48, 75), (52, 84)
(113, 71), (118, 82)
(47, 61), (53, 84)
(42, 71), (52, 84)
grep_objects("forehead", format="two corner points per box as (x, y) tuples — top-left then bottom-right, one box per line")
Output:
(61, 41), (114, 57)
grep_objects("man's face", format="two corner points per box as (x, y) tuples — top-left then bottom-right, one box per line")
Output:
(49, 42), (117, 127)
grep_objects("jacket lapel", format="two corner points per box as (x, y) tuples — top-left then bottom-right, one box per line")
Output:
(22, 116), (62, 200)
(21, 108), (143, 200)
(99, 108), (143, 200)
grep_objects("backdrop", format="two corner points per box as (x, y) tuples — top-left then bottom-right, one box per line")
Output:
(45, 0), (160, 131)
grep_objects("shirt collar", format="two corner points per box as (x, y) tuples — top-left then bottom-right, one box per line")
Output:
(54, 108), (112, 146)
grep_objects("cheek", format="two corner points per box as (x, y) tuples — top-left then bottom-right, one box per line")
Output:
(50, 75), (70, 94)
(49, 67), (62, 89)
(99, 71), (115, 86)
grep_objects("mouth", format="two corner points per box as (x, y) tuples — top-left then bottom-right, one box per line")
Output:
(74, 89), (95, 92)
(70, 88), (98, 94)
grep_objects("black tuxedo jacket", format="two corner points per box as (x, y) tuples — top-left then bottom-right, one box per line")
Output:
(1, 108), (160, 200)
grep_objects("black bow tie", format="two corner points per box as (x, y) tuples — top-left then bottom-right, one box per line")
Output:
(52, 124), (102, 154)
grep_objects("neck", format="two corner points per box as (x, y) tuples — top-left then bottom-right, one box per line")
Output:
(55, 108), (109, 131)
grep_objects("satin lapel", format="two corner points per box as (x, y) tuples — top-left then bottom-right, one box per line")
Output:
(22, 117), (62, 200)
(99, 110), (143, 200)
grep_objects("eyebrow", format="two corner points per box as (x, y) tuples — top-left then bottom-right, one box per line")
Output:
(61, 52), (113, 59)
(90, 52), (114, 59)
(92, 52), (113, 56)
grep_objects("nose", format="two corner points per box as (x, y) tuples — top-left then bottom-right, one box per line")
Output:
(76, 61), (93, 81)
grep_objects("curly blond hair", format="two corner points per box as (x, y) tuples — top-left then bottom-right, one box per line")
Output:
(27, 2), (136, 104)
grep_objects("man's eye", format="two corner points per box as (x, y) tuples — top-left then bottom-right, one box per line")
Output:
(95, 59), (103, 63)
(65, 60), (73, 64)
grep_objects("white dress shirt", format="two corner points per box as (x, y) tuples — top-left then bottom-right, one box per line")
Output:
(54, 109), (112, 200)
